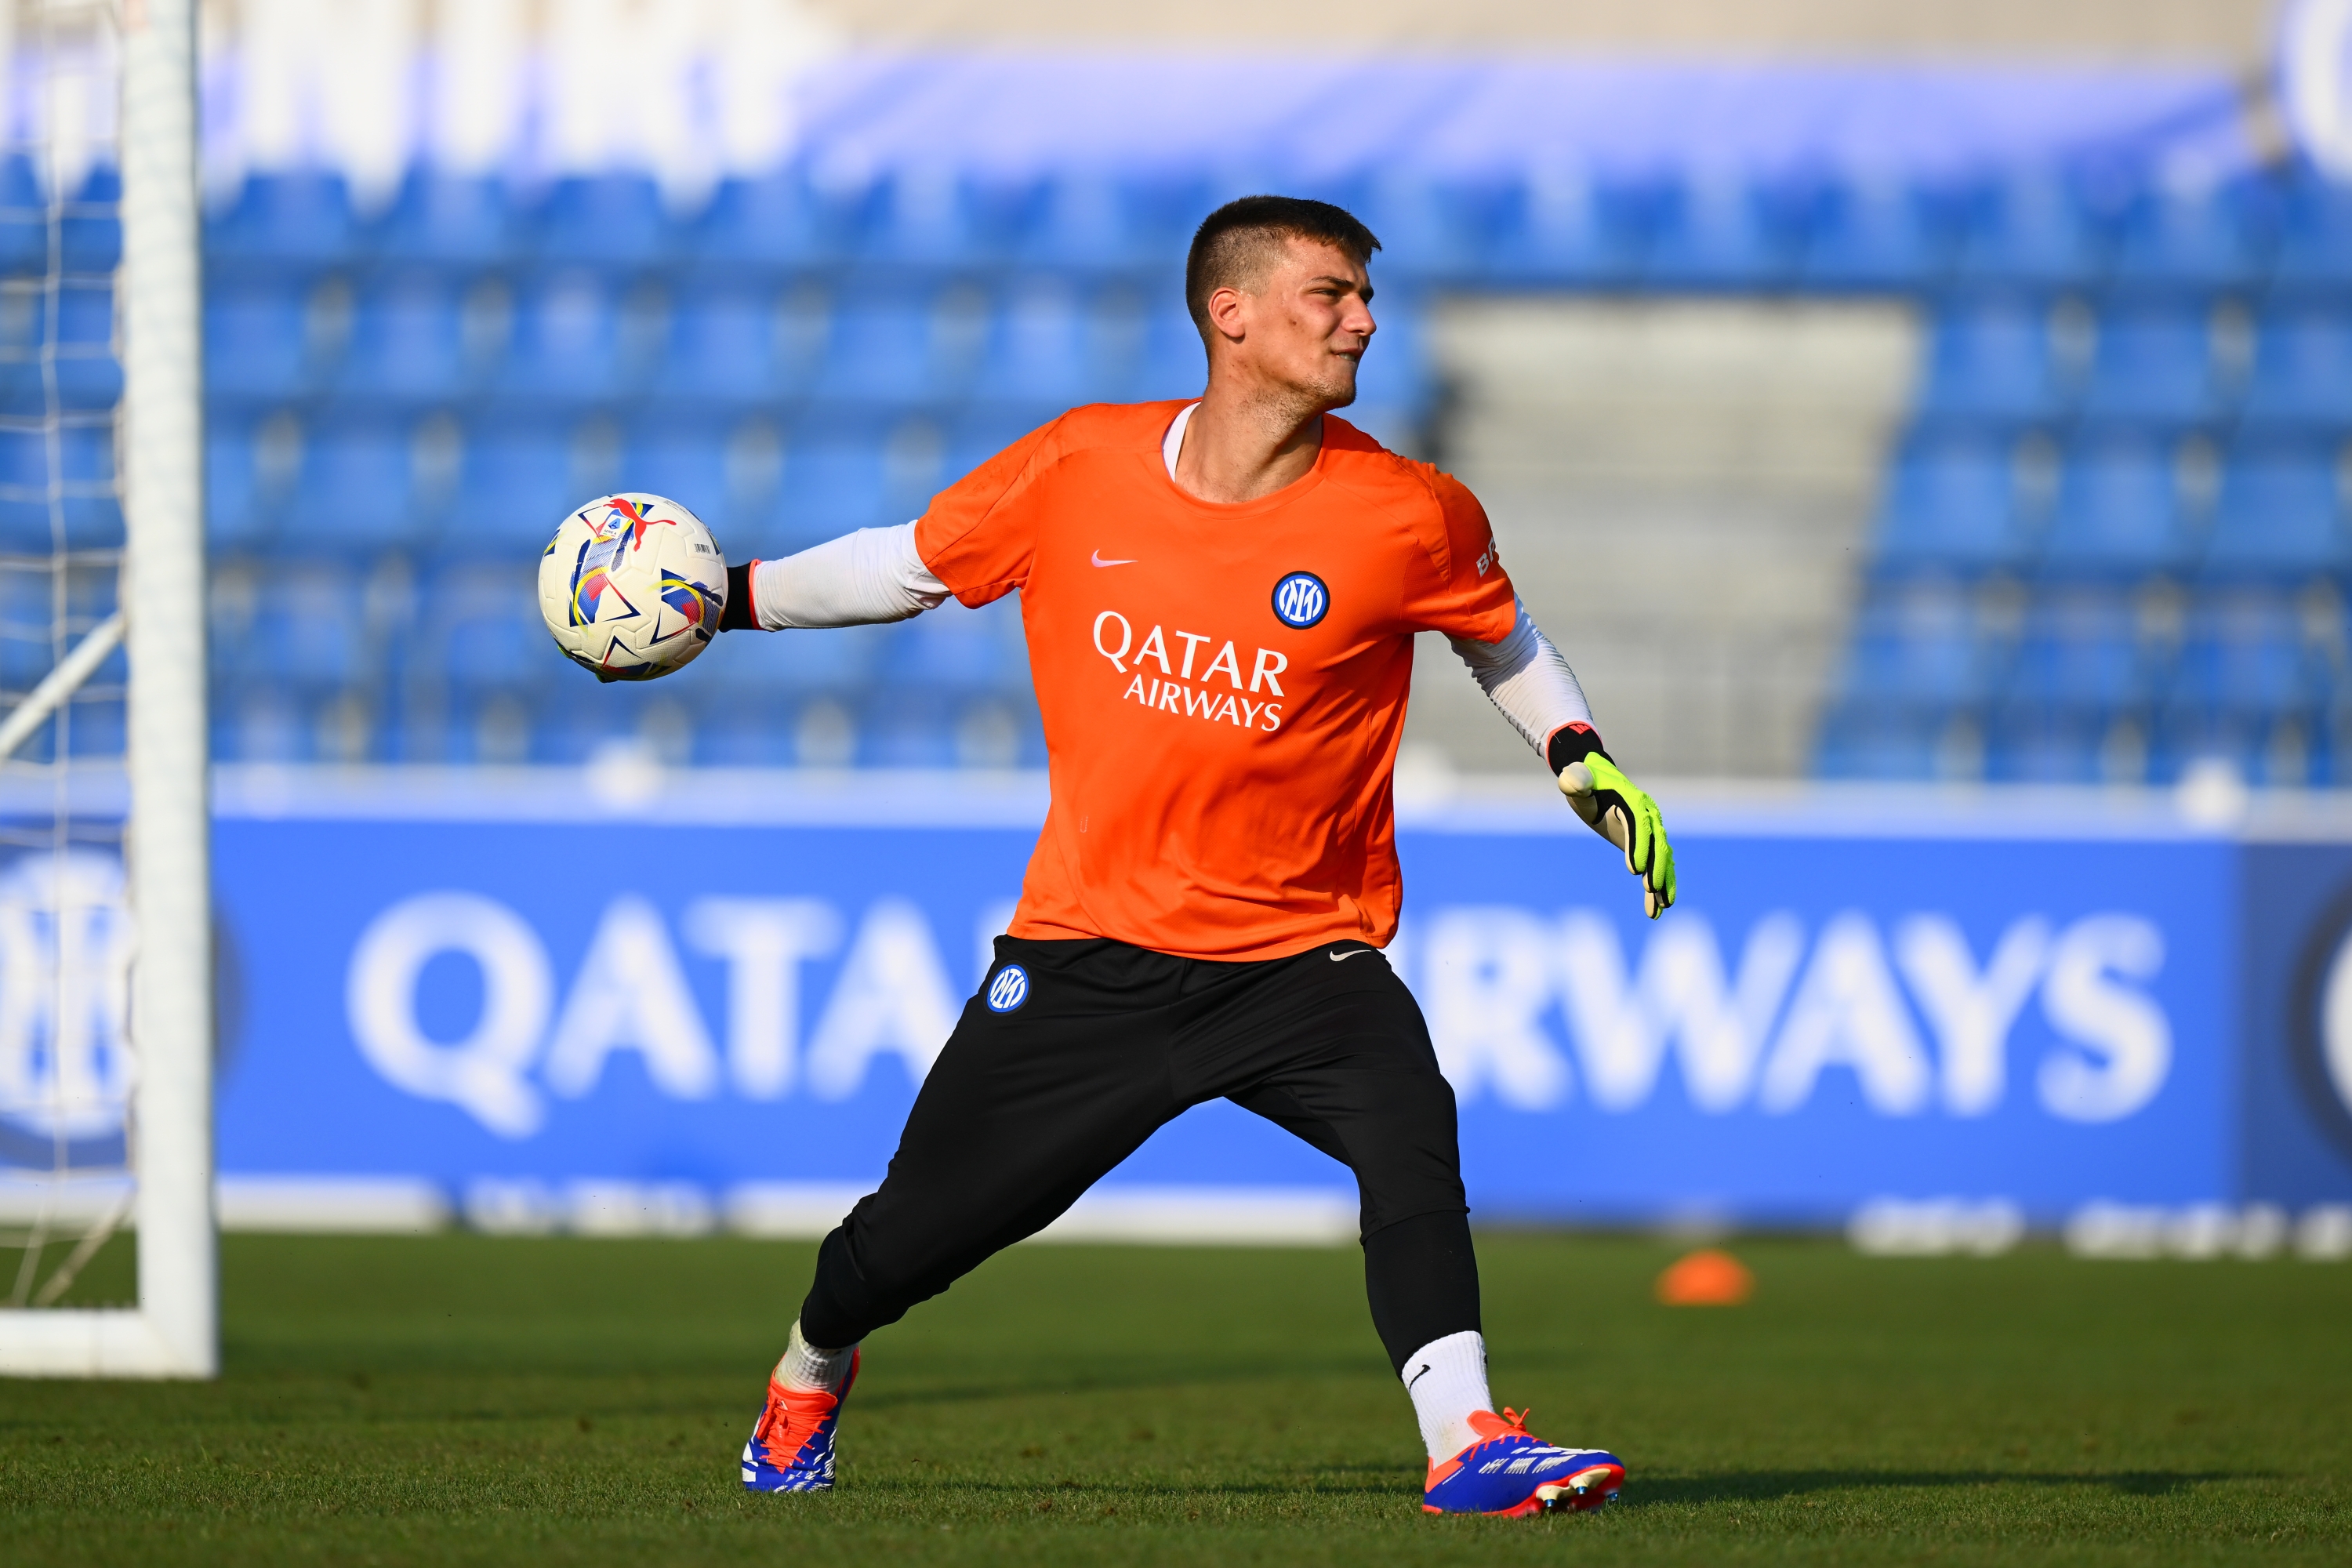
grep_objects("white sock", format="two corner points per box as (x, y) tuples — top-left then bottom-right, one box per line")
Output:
(1401, 1330), (1492, 1461)
(773, 1319), (856, 1394)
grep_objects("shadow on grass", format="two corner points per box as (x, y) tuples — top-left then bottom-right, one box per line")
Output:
(849, 1472), (1416, 1502)
(831, 1466), (2264, 1509)
(1639, 1468), (2259, 1505)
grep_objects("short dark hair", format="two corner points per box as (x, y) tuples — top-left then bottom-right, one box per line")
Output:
(1184, 194), (1381, 342)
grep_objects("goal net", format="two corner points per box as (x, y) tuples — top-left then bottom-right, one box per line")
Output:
(0, 0), (212, 1377)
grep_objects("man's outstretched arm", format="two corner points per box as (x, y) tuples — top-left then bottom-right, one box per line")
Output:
(717, 522), (949, 631)
(1450, 601), (1677, 919)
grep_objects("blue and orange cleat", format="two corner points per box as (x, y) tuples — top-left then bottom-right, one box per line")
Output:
(1422, 1408), (1624, 1517)
(740, 1350), (859, 1493)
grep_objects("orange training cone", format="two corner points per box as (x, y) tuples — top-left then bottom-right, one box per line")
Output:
(1655, 1247), (1754, 1305)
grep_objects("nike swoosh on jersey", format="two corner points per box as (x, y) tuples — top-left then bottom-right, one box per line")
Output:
(1091, 550), (1138, 567)
(1330, 947), (1373, 962)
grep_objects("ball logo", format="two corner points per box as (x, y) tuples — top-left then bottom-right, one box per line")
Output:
(986, 964), (1030, 1014)
(1271, 572), (1329, 630)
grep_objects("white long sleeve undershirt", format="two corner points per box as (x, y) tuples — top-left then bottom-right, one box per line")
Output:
(749, 522), (949, 629)
(1450, 601), (1597, 761)
(742, 407), (1599, 762)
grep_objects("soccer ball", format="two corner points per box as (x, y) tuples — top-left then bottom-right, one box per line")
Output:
(539, 493), (727, 683)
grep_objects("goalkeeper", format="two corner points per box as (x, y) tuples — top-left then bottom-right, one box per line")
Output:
(711, 195), (1674, 1517)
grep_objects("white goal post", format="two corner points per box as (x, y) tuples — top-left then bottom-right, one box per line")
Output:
(0, 0), (213, 1379)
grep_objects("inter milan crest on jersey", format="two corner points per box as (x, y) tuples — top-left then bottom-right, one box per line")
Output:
(986, 964), (1030, 1013)
(1271, 572), (1330, 630)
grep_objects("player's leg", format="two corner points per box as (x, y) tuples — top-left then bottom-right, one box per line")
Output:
(745, 936), (1186, 1492)
(1206, 946), (1623, 1516)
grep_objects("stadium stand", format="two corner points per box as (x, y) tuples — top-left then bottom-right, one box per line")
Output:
(51, 36), (2319, 778)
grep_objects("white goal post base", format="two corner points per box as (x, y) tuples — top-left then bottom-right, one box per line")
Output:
(0, 1308), (212, 1378)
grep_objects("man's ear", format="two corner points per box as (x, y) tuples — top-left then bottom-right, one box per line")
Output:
(1205, 284), (1249, 345)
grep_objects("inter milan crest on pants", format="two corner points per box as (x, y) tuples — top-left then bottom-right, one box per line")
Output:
(1271, 572), (1329, 630)
(986, 965), (1030, 1013)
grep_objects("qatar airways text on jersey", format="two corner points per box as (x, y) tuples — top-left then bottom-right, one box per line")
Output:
(1091, 610), (1290, 733)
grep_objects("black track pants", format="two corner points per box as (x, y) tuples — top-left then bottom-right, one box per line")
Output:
(799, 935), (1480, 1372)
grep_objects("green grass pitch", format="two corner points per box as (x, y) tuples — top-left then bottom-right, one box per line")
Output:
(2, 1230), (2348, 1565)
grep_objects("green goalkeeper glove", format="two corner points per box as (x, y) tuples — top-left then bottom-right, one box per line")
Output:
(1558, 754), (1676, 919)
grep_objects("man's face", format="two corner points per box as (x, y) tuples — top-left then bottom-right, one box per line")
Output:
(1222, 237), (1376, 408)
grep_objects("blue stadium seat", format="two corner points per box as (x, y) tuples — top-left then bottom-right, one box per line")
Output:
(684, 170), (860, 271)
(2110, 176), (2274, 292)
(1812, 699), (1948, 780)
(1644, 171), (1798, 289)
(972, 278), (1093, 405)
(335, 274), (467, 405)
(2078, 300), (2225, 426)
(371, 169), (518, 266)
(2148, 694), (2270, 786)
(0, 572), (54, 689)
(205, 172), (358, 274)
(775, 419), (890, 543)
(0, 154), (43, 275)
(495, 271), (622, 404)
(0, 423), (118, 550)
(1016, 170), (1195, 274)
(1352, 296), (1431, 429)
(2000, 590), (2151, 712)
(699, 416), (787, 550)
(2164, 593), (2310, 716)
(2199, 442), (2347, 581)
(206, 415), (269, 548)
(880, 416), (951, 524)
(1486, 169), (1645, 286)
(655, 285), (792, 403)
(1838, 583), (1998, 704)
(532, 172), (673, 270)
(1871, 430), (2032, 575)
(2272, 165), (2352, 296)
(749, 620), (887, 697)
(877, 598), (1026, 696)
(1983, 699), (2111, 783)
(1134, 304), (1208, 404)
(453, 417), (574, 554)
(858, 684), (964, 768)
(530, 677), (673, 764)
(422, 564), (539, 665)
(252, 568), (368, 698)
(1954, 167), (2111, 286)
(0, 280), (121, 416)
(2039, 436), (2194, 579)
(1354, 171), (1501, 285)
(213, 567), (372, 762)
(815, 285), (983, 407)
(2241, 305), (2352, 432)
(1800, 173), (1957, 290)
(859, 169), (1023, 268)
(1990, 587), (2154, 786)
(204, 283), (310, 400)
(60, 164), (120, 275)
(282, 417), (417, 553)
(622, 418), (728, 529)
(1917, 295), (2071, 423)
(689, 686), (801, 765)
(941, 408), (1054, 499)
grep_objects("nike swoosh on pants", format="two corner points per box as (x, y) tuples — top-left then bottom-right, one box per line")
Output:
(1091, 550), (1138, 567)
(1330, 947), (1372, 963)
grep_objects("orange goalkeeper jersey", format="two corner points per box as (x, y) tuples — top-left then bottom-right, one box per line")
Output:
(913, 400), (1519, 961)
